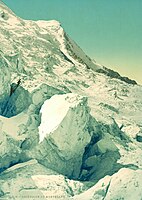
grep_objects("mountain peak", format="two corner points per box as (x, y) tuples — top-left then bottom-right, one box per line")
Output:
(0, 0), (22, 26)
(36, 19), (61, 27)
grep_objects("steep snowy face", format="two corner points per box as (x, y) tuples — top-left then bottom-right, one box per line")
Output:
(0, 1), (138, 95)
(0, 1), (101, 93)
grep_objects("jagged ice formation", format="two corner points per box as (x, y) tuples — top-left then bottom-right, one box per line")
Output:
(0, 1), (142, 199)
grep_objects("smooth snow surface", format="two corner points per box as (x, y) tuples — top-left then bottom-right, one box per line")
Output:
(39, 93), (83, 142)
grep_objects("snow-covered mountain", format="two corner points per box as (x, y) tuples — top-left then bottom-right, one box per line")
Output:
(0, 1), (142, 199)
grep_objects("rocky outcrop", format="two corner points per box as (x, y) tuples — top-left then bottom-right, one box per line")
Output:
(136, 128), (142, 142)
(96, 66), (137, 85)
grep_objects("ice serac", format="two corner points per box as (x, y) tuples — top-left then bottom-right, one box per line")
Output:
(0, 159), (86, 199)
(73, 168), (142, 200)
(2, 84), (32, 117)
(30, 93), (94, 179)
(0, 1), (142, 199)
(0, 54), (11, 114)
(0, 130), (21, 172)
(0, 103), (40, 173)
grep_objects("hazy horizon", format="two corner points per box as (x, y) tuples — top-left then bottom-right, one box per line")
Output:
(3, 0), (142, 84)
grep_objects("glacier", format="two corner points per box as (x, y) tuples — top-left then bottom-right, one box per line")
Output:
(0, 1), (142, 199)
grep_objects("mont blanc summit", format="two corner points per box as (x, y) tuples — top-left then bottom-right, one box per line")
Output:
(0, 1), (142, 200)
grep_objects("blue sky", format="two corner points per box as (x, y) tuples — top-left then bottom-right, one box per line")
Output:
(3, 0), (142, 84)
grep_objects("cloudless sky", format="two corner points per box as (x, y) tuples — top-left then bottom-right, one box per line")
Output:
(3, 0), (142, 84)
